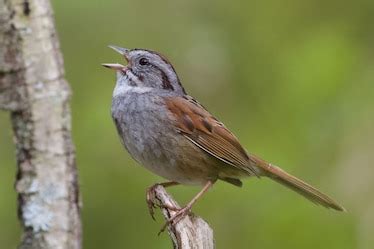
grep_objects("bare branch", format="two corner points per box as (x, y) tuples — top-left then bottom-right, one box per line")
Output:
(0, 0), (81, 248)
(151, 186), (214, 249)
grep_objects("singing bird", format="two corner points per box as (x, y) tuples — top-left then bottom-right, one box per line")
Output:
(103, 45), (345, 230)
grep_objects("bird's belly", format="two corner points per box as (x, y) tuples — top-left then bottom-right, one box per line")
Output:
(123, 130), (221, 185)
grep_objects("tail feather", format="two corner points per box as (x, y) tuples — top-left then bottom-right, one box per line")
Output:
(249, 155), (345, 211)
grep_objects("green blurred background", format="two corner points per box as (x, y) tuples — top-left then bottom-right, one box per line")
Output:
(1, 0), (374, 248)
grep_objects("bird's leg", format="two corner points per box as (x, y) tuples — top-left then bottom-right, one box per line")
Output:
(146, 181), (179, 220)
(159, 180), (215, 234)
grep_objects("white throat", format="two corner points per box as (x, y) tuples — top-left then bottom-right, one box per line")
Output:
(112, 84), (153, 97)
(112, 71), (152, 97)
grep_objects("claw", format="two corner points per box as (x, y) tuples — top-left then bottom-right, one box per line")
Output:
(147, 196), (180, 221)
(158, 205), (192, 234)
(146, 185), (158, 220)
(146, 182), (180, 221)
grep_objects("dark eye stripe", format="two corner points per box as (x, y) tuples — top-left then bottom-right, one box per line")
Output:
(148, 63), (174, 91)
(159, 69), (174, 91)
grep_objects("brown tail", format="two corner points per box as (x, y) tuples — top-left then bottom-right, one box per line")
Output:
(250, 155), (345, 211)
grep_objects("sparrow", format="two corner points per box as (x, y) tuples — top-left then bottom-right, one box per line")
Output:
(103, 45), (345, 231)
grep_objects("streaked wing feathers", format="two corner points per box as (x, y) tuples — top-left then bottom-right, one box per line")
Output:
(165, 96), (257, 176)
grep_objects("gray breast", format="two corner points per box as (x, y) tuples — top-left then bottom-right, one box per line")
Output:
(112, 92), (178, 167)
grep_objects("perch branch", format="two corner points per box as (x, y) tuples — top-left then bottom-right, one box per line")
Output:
(151, 186), (214, 249)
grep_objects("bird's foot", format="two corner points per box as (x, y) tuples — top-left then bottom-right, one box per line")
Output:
(146, 184), (160, 220)
(158, 204), (192, 234)
(146, 182), (179, 220)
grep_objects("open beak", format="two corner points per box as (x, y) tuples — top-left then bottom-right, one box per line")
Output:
(108, 45), (129, 56)
(102, 63), (126, 70)
(102, 45), (130, 71)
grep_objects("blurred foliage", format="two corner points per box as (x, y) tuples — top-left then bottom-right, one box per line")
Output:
(1, 0), (374, 248)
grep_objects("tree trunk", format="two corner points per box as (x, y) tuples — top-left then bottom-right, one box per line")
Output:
(0, 0), (82, 248)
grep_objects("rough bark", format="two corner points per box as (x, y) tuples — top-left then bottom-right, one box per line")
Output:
(0, 0), (81, 248)
(151, 186), (214, 249)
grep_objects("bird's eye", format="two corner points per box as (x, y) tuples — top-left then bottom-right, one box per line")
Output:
(139, 58), (149, 66)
